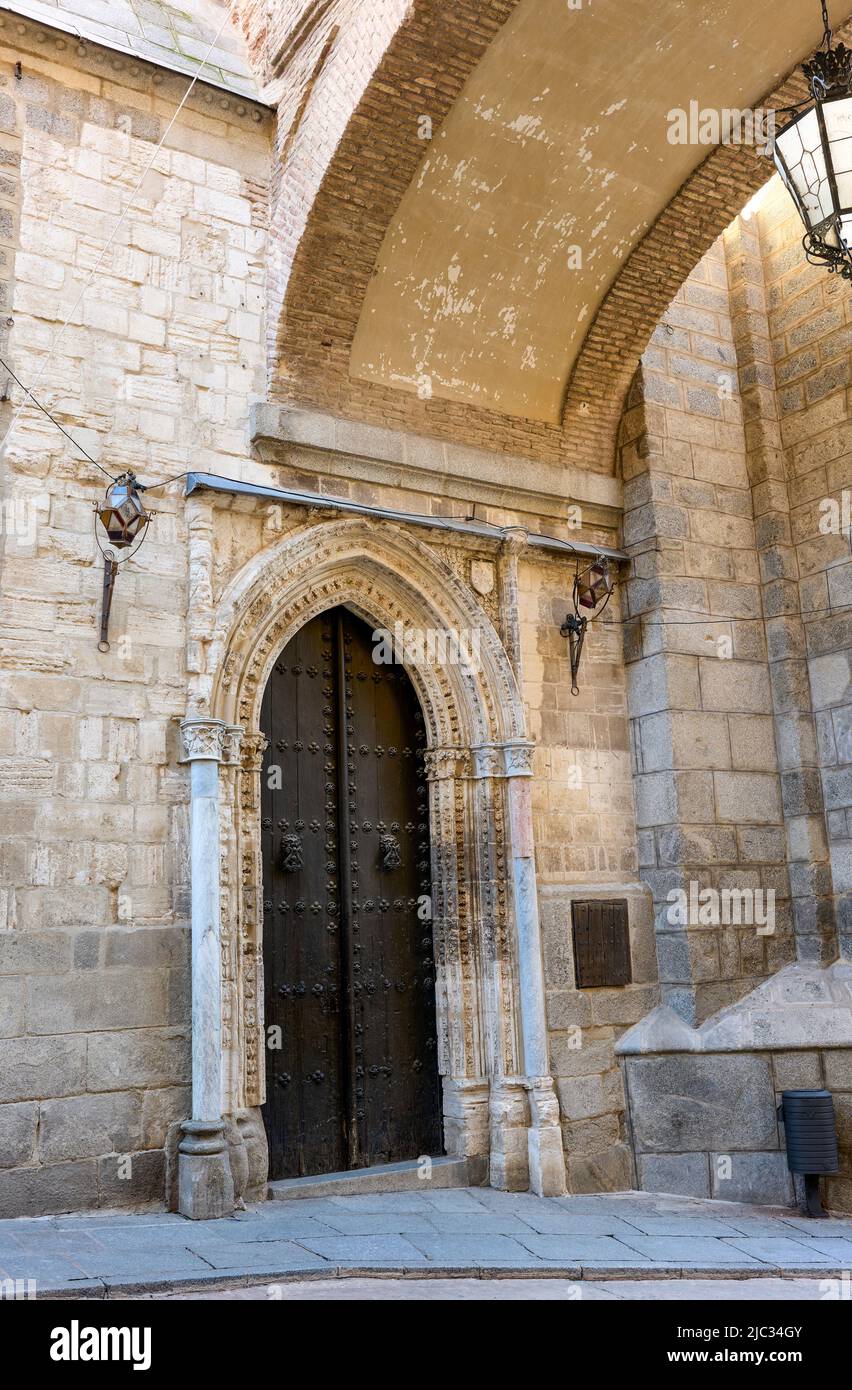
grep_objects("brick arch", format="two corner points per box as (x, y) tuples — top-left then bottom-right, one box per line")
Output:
(270, 6), (852, 477)
(270, 0), (576, 462)
(559, 83), (814, 475)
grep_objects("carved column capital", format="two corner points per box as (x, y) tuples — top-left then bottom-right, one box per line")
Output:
(500, 525), (529, 555)
(502, 740), (535, 777)
(423, 746), (471, 781)
(470, 744), (502, 779)
(220, 724), (244, 767)
(180, 717), (227, 763)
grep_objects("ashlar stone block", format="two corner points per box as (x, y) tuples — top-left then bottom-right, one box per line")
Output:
(627, 1053), (778, 1153)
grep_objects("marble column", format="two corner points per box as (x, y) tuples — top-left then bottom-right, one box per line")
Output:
(502, 740), (567, 1196)
(177, 717), (237, 1219)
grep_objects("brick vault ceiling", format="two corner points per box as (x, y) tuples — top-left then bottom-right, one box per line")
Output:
(350, 0), (851, 425)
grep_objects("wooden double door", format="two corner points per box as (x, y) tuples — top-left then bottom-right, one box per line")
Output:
(260, 607), (442, 1179)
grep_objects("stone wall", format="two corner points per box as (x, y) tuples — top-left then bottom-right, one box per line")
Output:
(0, 10), (638, 1212)
(0, 20), (271, 1216)
(621, 239), (795, 1028)
(742, 179), (852, 957)
(624, 1047), (852, 1208)
(614, 188), (852, 1205)
(517, 552), (657, 1191)
(618, 962), (852, 1212)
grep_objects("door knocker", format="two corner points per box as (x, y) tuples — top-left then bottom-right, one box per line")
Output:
(379, 833), (402, 871)
(280, 833), (304, 873)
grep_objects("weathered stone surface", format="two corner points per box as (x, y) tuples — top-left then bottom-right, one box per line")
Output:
(0, 1100), (36, 1168)
(0, 1035), (86, 1101)
(626, 1054), (778, 1152)
(39, 1092), (143, 1163)
(141, 1086), (191, 1149)
(0, 931), (71, 975)
(561, 1113), (621, 1157)
(0, 1160), (98, 1218)
(824, 1050), (852, 1091)
(566, 1143), (634, 1194)
(556, 1070), (624, 1121)
(97, 1149), (166, 1208)
(27, 971), (169, 1034)
(86, 1029), (190, 1091)
(773, 1051), (824, 1091)
(0, 976), (24, 1037)
(103, 926), (189, 969)
(619, 964), (852, 1054)
(710, 1151), (794, 1205)
(616, 1004), (701, 1055)
(639, 1152), (711, 1198)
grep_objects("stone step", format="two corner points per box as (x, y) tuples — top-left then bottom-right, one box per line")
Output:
(268, 1155), (478, 1201)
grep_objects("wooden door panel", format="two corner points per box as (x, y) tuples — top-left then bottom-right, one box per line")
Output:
(344, 614), (442, 1165)
(261, 607), (442, 1179)
(261, 614), (346, 1180)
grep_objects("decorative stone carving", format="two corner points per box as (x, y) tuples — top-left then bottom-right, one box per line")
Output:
(470, 559), (495, 596)
(423, 747), (471, 781)
(471, 744), (501, 779)
(220, 724), (244, 767)
(241, 732), (268, 773)
(179, 717), (226, 763)
(503, 740), (535, 777)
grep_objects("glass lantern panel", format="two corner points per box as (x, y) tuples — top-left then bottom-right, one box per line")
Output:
(775, 111), (824, 227)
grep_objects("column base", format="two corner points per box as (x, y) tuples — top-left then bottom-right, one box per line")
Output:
(442, 1076), (490, 1160)
(525, 1077), (567, 1197)
(489, 1078), (530, 1191)
(178, 1120), (235, 1220)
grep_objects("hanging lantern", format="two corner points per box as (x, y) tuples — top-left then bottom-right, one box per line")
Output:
(773, 0), (852, 280)
(96, 472), (151, 550)
(93, 471), (151, 652)
(575, 556), (615, 611)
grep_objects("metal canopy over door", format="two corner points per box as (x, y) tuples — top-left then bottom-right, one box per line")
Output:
(260, 607), (442, 1180)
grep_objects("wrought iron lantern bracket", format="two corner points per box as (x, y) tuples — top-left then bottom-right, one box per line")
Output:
(560, 553), (618, 696)
(560, 611), (588, 697)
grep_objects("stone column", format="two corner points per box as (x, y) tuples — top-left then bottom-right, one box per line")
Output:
(424, 747), (490, 1177)
(502, 740), (567, 1196)
(178, 717), (235, 1220)
(498, 527), (528, 683)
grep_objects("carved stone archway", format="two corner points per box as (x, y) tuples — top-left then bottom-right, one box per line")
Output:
(176, 509), (565, 1216)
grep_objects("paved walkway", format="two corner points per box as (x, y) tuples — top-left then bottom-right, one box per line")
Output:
(3, 1188), (852, 1298)
(152, 1277), (839, 1301)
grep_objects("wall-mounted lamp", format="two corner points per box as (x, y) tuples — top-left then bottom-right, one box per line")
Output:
(773, 0), (852, 280)
(93, 472), (151, 651)
(560, 555), (617, 696)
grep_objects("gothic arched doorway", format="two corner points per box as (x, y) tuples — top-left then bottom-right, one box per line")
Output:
(260, 606), (443, 1179)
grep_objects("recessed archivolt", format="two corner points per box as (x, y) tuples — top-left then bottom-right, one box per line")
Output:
(207, 517), (526, 749)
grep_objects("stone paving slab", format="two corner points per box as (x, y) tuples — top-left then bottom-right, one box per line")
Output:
(721, 1237), (849, 1266)
(2, 1188), (852, 1297)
